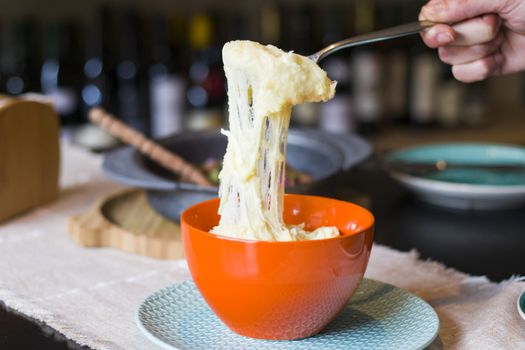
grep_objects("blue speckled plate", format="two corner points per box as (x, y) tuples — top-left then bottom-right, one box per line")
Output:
(136, 279), (439, 350)
(386, 143), (525, 210)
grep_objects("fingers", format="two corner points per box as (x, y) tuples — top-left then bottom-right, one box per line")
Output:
(451, 14), (501, 46)
(420, 14), (502, 48)
(418, 0), (510, 83)
(438, 32), (504, 65)
(420, 0), (506, 23)
(451, 53), (504, 83)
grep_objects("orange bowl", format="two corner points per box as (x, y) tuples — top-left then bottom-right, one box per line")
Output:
(181, 194), (374, 340)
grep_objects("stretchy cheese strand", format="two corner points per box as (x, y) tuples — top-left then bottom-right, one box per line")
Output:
(211, 41), (339, 241)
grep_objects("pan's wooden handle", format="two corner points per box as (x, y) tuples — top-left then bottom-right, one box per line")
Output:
(89, 107), (212, 187)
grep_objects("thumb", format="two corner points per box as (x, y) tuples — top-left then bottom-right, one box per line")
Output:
(420, 0), (507, 23)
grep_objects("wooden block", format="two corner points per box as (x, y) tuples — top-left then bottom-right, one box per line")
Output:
(68, 189), (184, 260)
(0, 97), (60, 223)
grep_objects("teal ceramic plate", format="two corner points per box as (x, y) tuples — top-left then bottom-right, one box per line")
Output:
(136, 279), (439, 350)
(386, 143), (525, 210)
(518, 291), (525, 321)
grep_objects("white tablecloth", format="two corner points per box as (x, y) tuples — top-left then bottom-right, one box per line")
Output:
(0, 143), (523, 350)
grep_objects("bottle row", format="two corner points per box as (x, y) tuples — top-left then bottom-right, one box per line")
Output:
(0, 1), (501, 136)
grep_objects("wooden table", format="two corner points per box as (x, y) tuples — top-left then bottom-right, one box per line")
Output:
(2, 118), (525, 348)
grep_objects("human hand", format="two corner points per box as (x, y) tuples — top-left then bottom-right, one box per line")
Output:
(419, 0), (525, 82)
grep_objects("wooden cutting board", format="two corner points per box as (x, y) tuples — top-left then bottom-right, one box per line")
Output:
(68, 189), (184, 259)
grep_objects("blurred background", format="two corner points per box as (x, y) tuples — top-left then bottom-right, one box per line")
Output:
(1, 0), (524, 149)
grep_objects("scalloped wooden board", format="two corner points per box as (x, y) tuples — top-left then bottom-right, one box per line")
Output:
(68, 189), (184, 259)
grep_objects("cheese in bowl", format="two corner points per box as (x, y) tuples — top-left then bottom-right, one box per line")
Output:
(180, 40), (374, 341)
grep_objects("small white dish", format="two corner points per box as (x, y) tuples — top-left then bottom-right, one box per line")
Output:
(518, 291), (525, 321)
(391, 172), (525, 210)
(386, 143), (525, 210)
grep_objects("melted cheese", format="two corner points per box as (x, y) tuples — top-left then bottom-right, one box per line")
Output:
(211, 41), (339, 241)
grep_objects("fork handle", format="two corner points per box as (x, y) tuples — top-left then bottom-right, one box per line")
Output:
(310, 21), (436, 62)
(89, 107), (212, 186)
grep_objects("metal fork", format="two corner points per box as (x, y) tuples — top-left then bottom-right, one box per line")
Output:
(309, 21), (436, 63)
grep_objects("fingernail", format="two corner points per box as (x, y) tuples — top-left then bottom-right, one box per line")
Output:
(422, 2), (442, 15)
(420, 5), (435, 20)
(437, 32), (454, 44)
